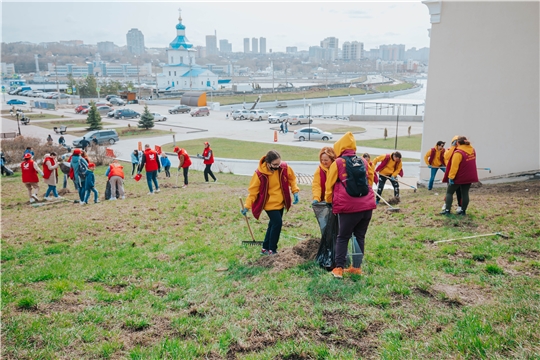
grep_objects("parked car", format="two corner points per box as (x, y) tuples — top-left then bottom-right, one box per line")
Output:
(248, 109), (270, 121)
(168, 105), (191, 114)
(114, 108), (140, 119)
(73, 129), (119, 147)
(107, 109), (122, 118)
(268, 112), (290, 123)
(293, 127), (332, 141)
(232, 109), (250, 120)
(7, 99), (27, 105)
(81, 106), (113, 115)
(105, 94), (119, 101)
(190, 107), (210, 117)
(109, 97), (125, 106)
(91, 101), (112, 107)
(75, 105), (89, 113)
(151, 112), (167, 122)
(289, 114), (313, 125)
(30, 90), (44, 97)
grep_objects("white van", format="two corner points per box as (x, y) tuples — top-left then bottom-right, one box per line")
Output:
(232, 109), (250, 120)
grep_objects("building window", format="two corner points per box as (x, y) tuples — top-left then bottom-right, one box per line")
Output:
(185, 81), (187, 86)
(174, 71), (176, 76)
(201, 81), (203, 85)
(168, 81), (170, 85)
(169, 71), (171, 76)
(180, 57), (183, 63)
(171, 57), (173, 63)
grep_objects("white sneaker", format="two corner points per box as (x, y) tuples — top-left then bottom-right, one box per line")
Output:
(181, 184), (188, 189)
(31, 194), (39, 201)
(44, 197), (52, 201)
(108, 197), (116, 201)
(121, 196), (125, 200)
(441, 204), (446, 211)
(30, 198), (36, 203)
(80, 201), (85, 205)
(147, 192), (154, 195)
(55, 196), (64, 200)
(155, 189), (160, 193)
(456, 206), (463, 213)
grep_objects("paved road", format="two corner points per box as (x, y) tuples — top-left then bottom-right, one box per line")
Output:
(1, 97), (422, 186)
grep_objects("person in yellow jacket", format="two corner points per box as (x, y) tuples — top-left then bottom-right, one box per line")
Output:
(241, 150), (300, 255)
(311, 147), (336, 204)
(424, 140), (446, 190)
(441, 135), (462, 213)
(372, 152), (402, 201)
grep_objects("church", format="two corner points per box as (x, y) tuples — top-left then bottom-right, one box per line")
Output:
(157, 9), (218, 91)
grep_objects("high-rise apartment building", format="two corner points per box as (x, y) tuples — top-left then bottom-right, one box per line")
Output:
(259, 37), (266, 54)
(286, 47), (298, 53)
(206, 34), (218, 56)
(219, 39), (232, 53)
(251, 38), (258, 54)
(379, 44), (405, 61)
(320, 37), (339, 59)
(243, 38), (250, 53)
(97, 41), (116, 53)
(126, 28), (145, 55)
(342, 41), (364, 60)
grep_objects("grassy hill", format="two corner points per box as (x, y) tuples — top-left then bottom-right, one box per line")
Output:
(1, 168), (539, 359)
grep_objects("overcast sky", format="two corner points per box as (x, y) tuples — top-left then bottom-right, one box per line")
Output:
(1, 1), (432, 52)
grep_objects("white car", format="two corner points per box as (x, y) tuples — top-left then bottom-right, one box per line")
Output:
(232, 109), (250, 120)
(248, 109), (269, 121)
(152, 112), (167, 122)
(293, 127), (332, 141)
(268, 112), (290, 124)
(289, 114), (313, 125)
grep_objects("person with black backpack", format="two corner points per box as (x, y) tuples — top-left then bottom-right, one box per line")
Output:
(324, 132), (376, 279)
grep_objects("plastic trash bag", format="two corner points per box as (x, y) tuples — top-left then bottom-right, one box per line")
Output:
(313, 202), (363, 270)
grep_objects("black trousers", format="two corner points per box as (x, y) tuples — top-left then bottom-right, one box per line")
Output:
(377, 175), (399, 198)
(204, 164), (216, 182)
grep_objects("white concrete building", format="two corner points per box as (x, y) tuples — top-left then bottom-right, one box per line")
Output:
(421, 1), (539, 179)
(157, 9), (218, 91)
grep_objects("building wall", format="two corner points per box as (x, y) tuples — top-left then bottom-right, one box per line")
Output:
(422, 1), (539, 179)
(259, 37), (266, 54)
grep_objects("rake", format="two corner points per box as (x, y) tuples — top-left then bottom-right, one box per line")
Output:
(172, 168), (180, 188)
(375, 192), (400, 212)
(239, 197), (263, 246)
(380, 174), (417, 192)
(434, 232), (508, 244)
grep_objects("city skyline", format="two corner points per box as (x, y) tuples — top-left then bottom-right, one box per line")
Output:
(1, 1), (432, 52)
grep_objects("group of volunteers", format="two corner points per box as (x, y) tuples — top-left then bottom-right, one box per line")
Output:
(132, 141), (217, 194)
(240, 131), (478, 279)
(20, 141), (220, 202)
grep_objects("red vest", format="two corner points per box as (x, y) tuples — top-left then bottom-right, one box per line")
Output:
(178, 149), (192, 168)
(202, 147), (214, 165)
(332, 157), (376, 214)
(21, 160), (39, 183)
(318, 165), (327, 201)
(443, 149), (479, 184)
(251, 163), (292, 220)
(144, 149), (159, 172)
(428, 147), (445, 165)
(108, 163), (125, 179)
(375, 154), (404, 177)
(43, 157), (58, 180)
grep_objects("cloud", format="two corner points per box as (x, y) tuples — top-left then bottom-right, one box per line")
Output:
(348, 10), (372, 19)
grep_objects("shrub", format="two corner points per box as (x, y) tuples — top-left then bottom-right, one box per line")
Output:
(86, 144), (115, 167)
(0, 136), (70, 170)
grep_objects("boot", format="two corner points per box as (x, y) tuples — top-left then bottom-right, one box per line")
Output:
(344, 266), (362, 275)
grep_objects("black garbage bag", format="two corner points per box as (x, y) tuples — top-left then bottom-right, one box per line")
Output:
(313, 202), (363, 270)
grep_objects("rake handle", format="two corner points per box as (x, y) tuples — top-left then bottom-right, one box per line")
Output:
(239, 197), (256, 241)
(434, 232), (506, 244)
(374, 192), (396, 209)
(380, 174), (417, 192)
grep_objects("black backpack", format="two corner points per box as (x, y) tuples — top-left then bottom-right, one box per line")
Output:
(340, 156), (369, 197)
(78, 159), (88, 180)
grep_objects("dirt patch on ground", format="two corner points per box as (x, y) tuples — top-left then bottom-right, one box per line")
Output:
(254, 238), (320, 272)
(428, 284), (492, 306)
(36, 293), (96, 315)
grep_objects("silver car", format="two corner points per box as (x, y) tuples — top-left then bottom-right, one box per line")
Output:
(151, 112), (167, 122)
(293, 127), (332, 141)
(289, 114), (313, 125)
(248, 109), (269, 121)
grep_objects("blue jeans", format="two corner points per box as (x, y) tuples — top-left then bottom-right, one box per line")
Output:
(262, 208), (284, 252)
(428, 167), (446, 190)
(84, 187), (99, 203)
(45, 185), (59, 198)
(146, 170), (159, 192)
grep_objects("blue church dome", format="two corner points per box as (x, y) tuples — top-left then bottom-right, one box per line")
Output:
(176, 23), (185, 30)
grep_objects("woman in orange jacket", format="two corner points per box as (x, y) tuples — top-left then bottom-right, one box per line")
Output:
(311, 147), (336, 204)
(241, 150), (300, 255)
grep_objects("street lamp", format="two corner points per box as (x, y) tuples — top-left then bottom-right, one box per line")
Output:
(308, 103), (312, 141)
(394, 105), (401, 150)
(53, 55), (60, 105)
(243, 91), (246, 108)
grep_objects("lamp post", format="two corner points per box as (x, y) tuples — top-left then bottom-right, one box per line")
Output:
(394, 105), (400, 150)
(16, 112), (21, 136)
(308, 103), (312, 141)
(54, 55), (59, 105)
(243, 91), (246, 108)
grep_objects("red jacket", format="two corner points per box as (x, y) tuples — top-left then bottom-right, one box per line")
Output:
(21, 160), (39, 183)
(43, 156), (58, 180)
(178, 149), (192, 168)
(202, 147), (214, 165)
(143, 149), (160, 172)
(108, 163), (125, 179)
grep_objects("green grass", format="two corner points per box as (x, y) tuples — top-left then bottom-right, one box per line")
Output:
(24, 113), (64, 120)
(1, 167), (538, 359)
(174, 80), (416, 106)
(32, 119), (116, 130)
(358, 133), (422, 152)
